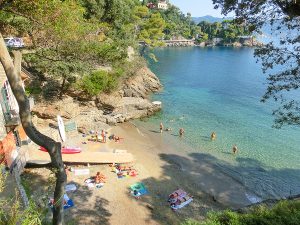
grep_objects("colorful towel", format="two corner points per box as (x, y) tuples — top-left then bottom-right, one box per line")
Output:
(168, 189), (187, 203)
(130, 182), (148, 196)
(168, 189), (193, 210)
(49, 194), (74, 210)
(65, 184), (77, 192)
(170, 197), (193, 210)
(74, 169), (90, 176)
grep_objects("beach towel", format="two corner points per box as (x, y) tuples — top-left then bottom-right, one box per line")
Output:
(245, 193), (262, 204)
(130, 182), (148, 196)
(74, 169), (90, 176)
(168, 189), (187, 203)
(170, 197), (193, 210)
(65, 184), (77, 192)
(87, 183), (95, 188)
(168, 189), (193, 210)
(49, 194), (74, 210)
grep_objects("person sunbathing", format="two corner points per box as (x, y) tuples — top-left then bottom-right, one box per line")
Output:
(168, 192), (179, 203)
(95, 172), (106, 184)
(132, 190), (141, 199)
(128, 169), (138, 177)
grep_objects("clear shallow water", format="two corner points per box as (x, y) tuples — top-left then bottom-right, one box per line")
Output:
(136, 47), (300, 200)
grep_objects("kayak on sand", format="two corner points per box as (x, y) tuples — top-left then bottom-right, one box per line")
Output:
(39, 146), (82, 154)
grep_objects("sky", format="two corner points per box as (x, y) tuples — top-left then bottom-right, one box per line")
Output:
(169, 0), (223, 17)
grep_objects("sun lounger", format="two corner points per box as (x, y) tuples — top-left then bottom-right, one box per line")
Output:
(49, 194), (74, 210)
(168, 189), (193, 210)
(74, 168), (90, 176)
(65, 184), (77, 192)
(170, 196), (193, 210)
(113, 149), (128, 153)
(168, 189), (187, 203)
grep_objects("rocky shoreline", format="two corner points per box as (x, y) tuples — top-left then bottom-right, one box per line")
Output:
(32, 66), (162, 133)
(163, 39), (263, 48)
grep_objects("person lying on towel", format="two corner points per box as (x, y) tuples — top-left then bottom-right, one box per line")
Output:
(132, 190), (141, 199)
(94, 172), (106, 187)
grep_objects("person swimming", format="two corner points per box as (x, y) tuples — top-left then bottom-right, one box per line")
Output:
(211, 132), (216, 141)
(232, 144), (238, 154)
(160, 122), (164, 133)
(179, 128), (185, 137)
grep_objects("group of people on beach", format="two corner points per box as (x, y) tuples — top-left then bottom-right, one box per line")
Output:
(160, 122), (185, 137)
(160, 123), (238, 154)
(87, 130), (122, 143)
(94, 130), (107, 143)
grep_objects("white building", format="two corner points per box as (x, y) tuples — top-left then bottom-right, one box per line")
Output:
(158, 0), (168, 10)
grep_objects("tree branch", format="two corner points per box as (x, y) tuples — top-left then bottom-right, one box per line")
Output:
(0, 32), (66, 225)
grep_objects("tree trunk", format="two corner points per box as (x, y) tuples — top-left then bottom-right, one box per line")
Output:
(0, 33), (66, 225)
(59, 75), (66, 99)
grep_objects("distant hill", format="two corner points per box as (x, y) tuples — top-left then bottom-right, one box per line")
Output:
(192, 15), (234, 24)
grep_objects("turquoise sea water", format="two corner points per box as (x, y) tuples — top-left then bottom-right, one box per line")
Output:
(136, 47), (300, 200)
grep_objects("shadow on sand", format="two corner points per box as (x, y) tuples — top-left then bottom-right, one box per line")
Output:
(20, 169), (112, 225)
(134, 152), (300, 225)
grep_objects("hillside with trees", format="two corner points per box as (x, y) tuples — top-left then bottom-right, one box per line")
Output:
(197, 20), (254, 45)
(0, 0), (204, 100)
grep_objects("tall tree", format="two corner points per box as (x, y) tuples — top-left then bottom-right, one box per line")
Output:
(0, 34), (66, 225)
(213, 0), (300, 128)
(0, 0), (107, 224)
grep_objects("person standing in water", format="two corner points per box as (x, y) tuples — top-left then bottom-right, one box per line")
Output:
(179, 128), (185, 137)
(232, 144), (238, 154)
(160, 122), (164, 133)
(211, 132), (216, 141)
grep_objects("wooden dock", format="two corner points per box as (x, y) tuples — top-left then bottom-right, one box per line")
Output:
(27, 148), (134, 164)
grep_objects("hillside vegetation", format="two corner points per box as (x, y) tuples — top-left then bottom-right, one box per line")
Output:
(182, 200), (300, 225)
(0, 0), (204, 100)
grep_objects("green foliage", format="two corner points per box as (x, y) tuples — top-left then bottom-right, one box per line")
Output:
(213, 0), (300, 127)
(159, 4), (199, 39)
(181, 219), (202, 225)
(198, 20), (250, 43)
(185, 200), (300, 225)
(0, 167), (7, 193)
(0, 190), (43, 225)
(80, 70), (118, 95)
(25, 86), (42, 96)
(20, 177), (32, 197)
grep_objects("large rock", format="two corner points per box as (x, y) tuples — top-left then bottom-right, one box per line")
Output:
(96, 92), (122, 110)
(32, 66), (162, 131)
(122, 67), (162, 98)
(32, 105), (60, 119)
(233, 42), (242, 47)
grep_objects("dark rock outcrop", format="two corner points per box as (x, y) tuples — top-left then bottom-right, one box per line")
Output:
(33, 67), (162, 128)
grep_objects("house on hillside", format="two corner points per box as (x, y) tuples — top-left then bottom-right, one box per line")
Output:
(238, 35), (254, 45)
(212, 37), (223, 45)
(0, 62), (30, 174)
(158, 0), (168, 10)
(146, 2), (156, 9)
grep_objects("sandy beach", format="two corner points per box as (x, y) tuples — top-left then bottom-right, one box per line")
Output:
(23, 122), (253, 225)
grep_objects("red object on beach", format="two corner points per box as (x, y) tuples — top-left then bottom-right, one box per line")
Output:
(39, 146), (82, 154)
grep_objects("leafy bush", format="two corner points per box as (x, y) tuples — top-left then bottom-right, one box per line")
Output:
(181, 219), (202, 225)
(80, 70), (118, 96)
(182, 200), (300, 225)
(25, 86), (42, 96)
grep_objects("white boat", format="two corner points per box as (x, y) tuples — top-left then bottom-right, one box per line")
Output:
(152, 101), (162, 106)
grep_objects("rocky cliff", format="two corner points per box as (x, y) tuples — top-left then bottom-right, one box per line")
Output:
(32, 67), (162, 132)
